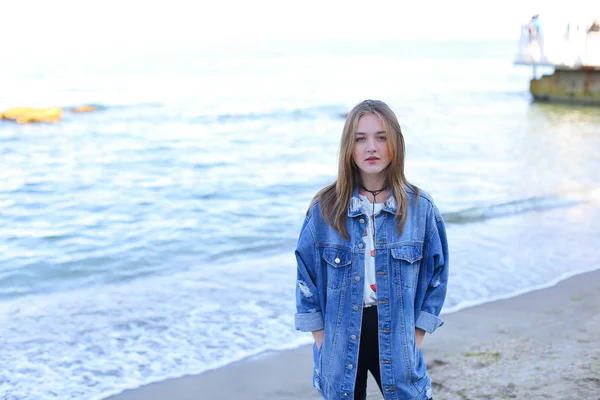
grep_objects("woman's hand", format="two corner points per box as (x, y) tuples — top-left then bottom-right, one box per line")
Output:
(416, 328), (426, 349)
(312, 329), (324, 350)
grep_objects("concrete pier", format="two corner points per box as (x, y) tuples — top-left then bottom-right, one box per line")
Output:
(529, 67), (600, 104)
(514, 25), (600, 104)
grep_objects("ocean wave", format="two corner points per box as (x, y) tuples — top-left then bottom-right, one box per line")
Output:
(443, 189), (599, 224)
(4, 102), (349, 126)
(189, 104), (348, 124)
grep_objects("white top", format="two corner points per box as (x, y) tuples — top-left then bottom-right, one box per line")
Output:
(359, 193), (384, 308)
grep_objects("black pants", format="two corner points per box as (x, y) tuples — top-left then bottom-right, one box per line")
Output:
(354, 306), (383, 400)
(354, 307), (433, 400)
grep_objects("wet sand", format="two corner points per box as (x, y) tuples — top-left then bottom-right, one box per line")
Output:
(104, 268), (600, 400)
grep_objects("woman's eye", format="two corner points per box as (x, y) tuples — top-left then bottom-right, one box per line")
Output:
(377, 136), (386, 141)
(355, 137), (365, 142)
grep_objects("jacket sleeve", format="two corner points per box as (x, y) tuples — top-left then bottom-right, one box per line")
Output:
(415, 204), (449, 334)
(294, 213), (324, 332)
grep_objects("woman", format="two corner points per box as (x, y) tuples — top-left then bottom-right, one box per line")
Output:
(294, 100), (449, 400)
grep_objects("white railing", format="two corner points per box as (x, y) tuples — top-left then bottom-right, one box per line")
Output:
(514, 26), (600, 67)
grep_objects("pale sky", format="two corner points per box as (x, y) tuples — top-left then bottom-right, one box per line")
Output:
(2, 0), (599, 52)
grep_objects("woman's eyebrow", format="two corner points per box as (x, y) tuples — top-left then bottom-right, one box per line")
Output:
(355, 131), (386, 135)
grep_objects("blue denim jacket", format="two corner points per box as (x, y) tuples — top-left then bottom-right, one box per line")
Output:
(294, 186), (449, 400)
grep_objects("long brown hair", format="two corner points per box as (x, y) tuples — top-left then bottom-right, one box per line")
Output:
(310, 100), (418, 240)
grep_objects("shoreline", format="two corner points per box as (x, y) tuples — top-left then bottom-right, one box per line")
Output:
(104, 268), (600, 400)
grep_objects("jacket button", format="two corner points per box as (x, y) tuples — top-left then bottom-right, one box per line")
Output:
(334, 257), (340, 264)
(358, 243), (364, 249)
(347, 364), (353, 370)
(359, 219), (365, 224)
(353, 305), (359, 311)
(350, 334), (357, 340)
(355, 276), (360, 281)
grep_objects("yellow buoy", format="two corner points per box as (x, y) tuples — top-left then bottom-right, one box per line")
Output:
(2, 107), (37, 120)
(2, 104), (99, 123)
(17, 108), (62, 123)
(73, 105), (97, 113)
(1, 107), (62, 123)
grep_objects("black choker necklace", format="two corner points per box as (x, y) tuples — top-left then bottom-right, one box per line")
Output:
(360, 185), (386, 254)
(360, 185), (386, 200)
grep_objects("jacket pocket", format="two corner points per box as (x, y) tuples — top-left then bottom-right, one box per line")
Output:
(322, 247), (352, 290)
(391, 245), (423, 289)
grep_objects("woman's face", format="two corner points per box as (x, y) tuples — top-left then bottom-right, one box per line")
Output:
(352, 113), (391, 183)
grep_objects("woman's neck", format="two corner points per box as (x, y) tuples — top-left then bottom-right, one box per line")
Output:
(359, 178), (389, 204)
(360, 175), (386, 192)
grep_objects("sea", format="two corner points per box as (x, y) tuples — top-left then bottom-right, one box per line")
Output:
(1, 40), (599, 400)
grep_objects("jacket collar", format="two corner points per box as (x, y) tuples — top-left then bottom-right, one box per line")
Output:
(348, 187), (398, 217)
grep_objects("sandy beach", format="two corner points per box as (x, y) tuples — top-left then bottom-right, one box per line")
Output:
(105, 268), (600, 400)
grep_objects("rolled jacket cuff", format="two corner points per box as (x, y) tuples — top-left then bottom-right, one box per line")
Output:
(415, 311), (444, 334)
(294, 311), (324, 332)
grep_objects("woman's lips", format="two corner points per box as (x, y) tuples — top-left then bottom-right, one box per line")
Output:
(366, 157), (379, 164)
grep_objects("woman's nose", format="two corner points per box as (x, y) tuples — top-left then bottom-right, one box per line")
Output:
(366, 138), (376, 152)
